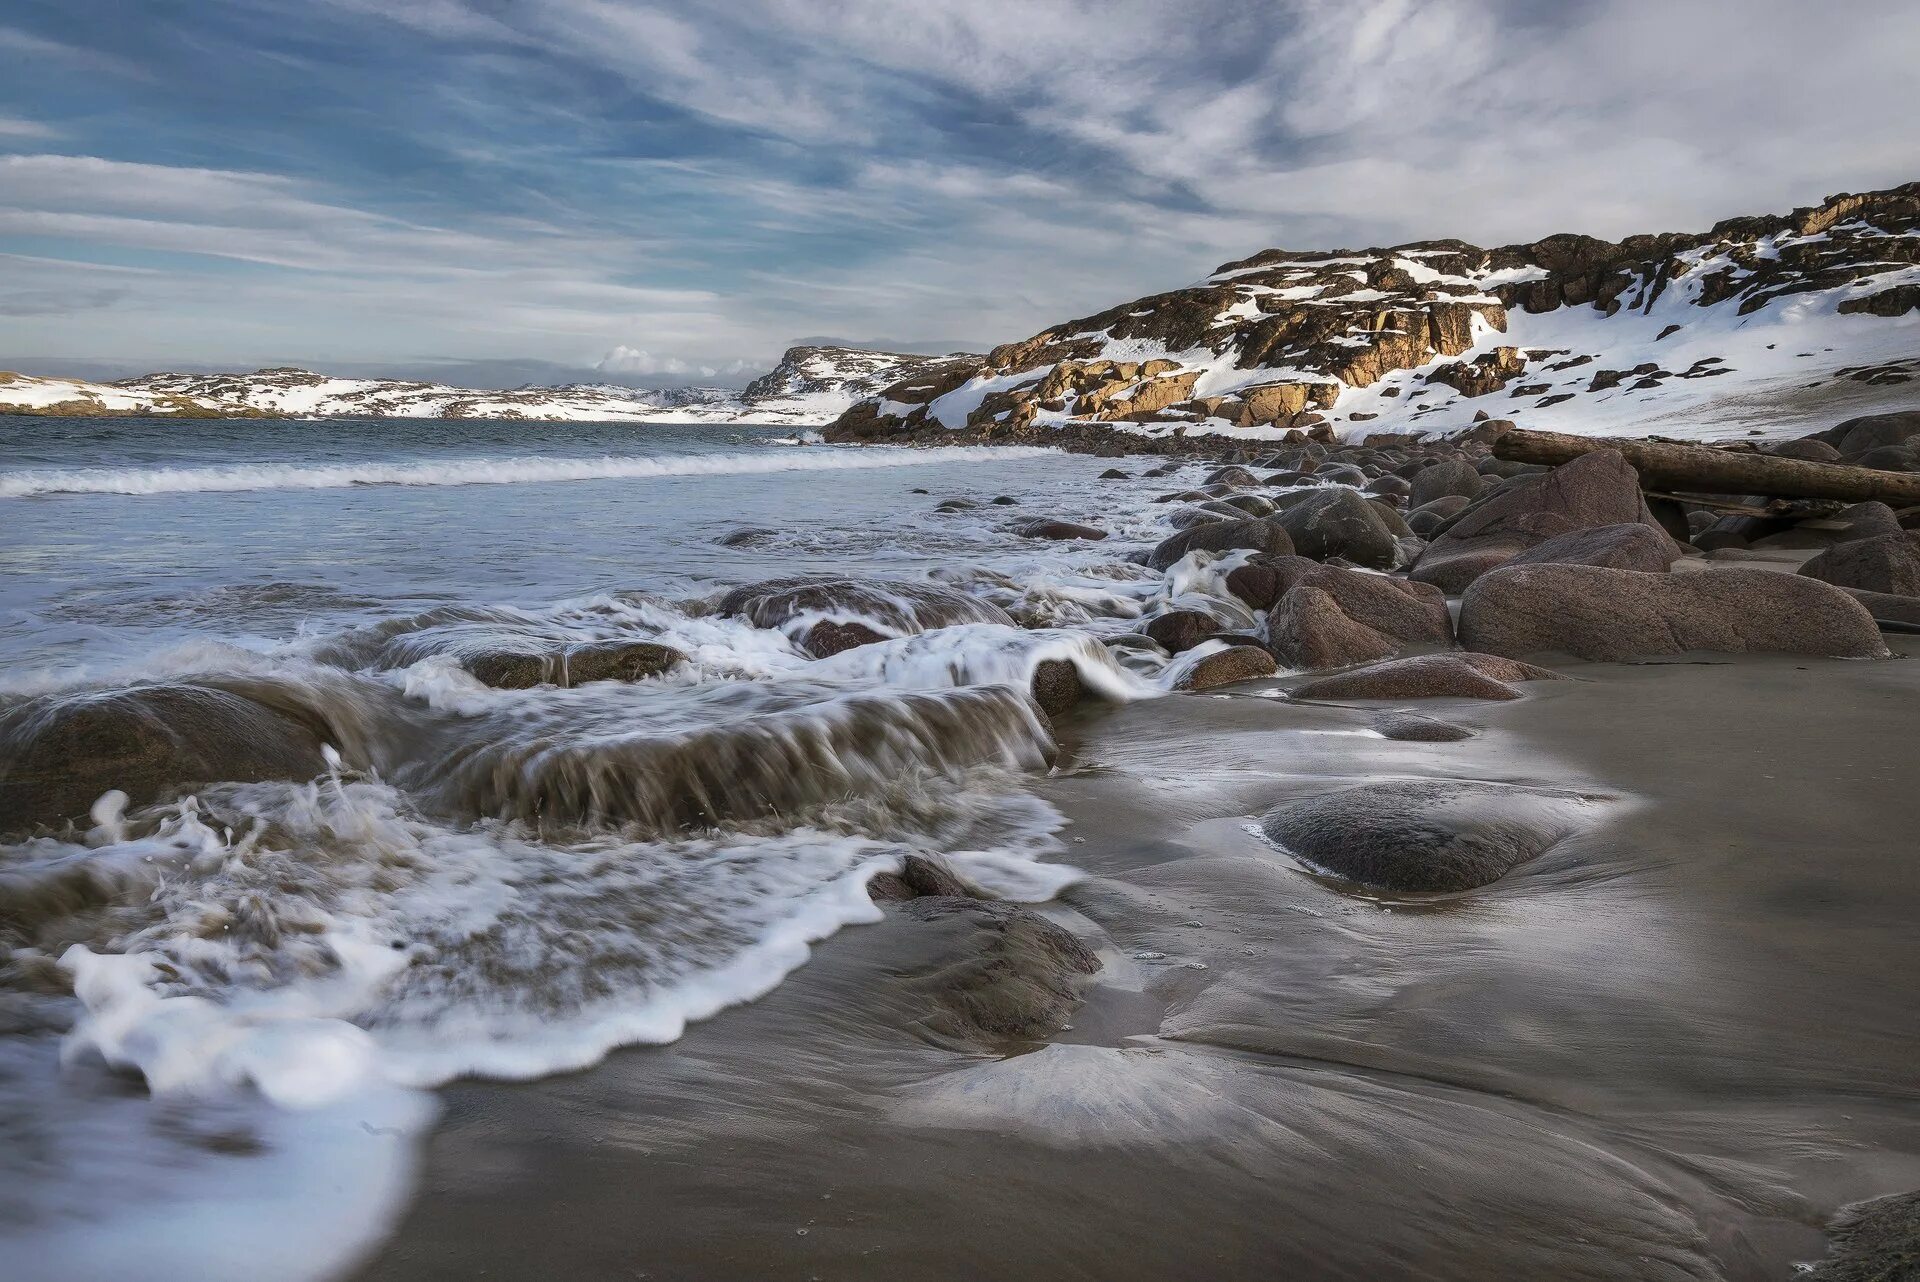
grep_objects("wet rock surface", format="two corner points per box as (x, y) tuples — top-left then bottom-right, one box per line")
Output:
(1290, 652), (1564, 701)
(1260, 778), (1600, 892)
(466, 640), (686, 689)
(1460, 564), (1891, 660)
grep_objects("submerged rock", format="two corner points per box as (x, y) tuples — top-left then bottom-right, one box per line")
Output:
(0, 683), (333, 834)
(899, 896), (1100, 1046)
(1459, 564), (1891, 660)
(1174, 645), (1279, 690)
(1260, 779), (1598, 892)
(867, 854), (973, 902)
(1146, 518), (1294, 571)
(1016, 518), (1108, 541)
(1290, 652), (1564, 701)
(466, 640), (686, 689)
(717, 576), (1014, 658)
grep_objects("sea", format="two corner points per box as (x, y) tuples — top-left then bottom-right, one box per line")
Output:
(0, 414), (1235, 1280)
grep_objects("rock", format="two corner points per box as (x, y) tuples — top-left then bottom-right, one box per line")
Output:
(1273, 487), (1401, 568)
(1204, 465), (1260, 488)
(1799, 531), (1920, 596)
(1365, 474), (1412, 499)
(1828, 409), (1920, 460)
(717, 576), (1014, 641)
(801, 620), (891, 658)
(1850, 444), (1920, 472)
(1839, 586), (1920, 629)
(1762, 438), (1843, 462)
(1259, 779), (1598, 892)
(1268, 586), (1398, 670)
(1219, 493), (1277, 517)
(1412, 450), (1675, 593)
(717, 527), (776, 547)
(899, 896), (1100, 1045)
(867, 854), (972, 902)
(1497, 522), (1682, 574)
(1408, 458), (1485, 507)
(1029, 658), (1083, 717)
(1224, 562), (1284, 610)
(1263, 558), (1454, 671)
(1174, 645), (1279, 690)
(1290, 652), (1564, 701)
(467, 640), (686, 689)
(935, 499), (975, 512)
(991, 495), (1019, 505)
(1145, 609), (1217, 654)
(1406, 495), (1472, 537)
(1805, 1188), (1920, 1282)
(1098, 468), (1130, 480)
(1016, 518), (1108, 541)
(0, 683), (333, 833)
(1458, 564), (1890, 660)
(1146, 518), (1294, 571)
(1374, 714), (1474, 742)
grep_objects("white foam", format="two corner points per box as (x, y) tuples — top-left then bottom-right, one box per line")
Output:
(0, 445), (1055, 499)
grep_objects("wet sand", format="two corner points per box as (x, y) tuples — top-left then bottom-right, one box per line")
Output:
(354, 639), (1920, 1281)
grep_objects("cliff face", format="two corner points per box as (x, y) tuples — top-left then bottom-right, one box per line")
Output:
(828, 183), (1920, 444)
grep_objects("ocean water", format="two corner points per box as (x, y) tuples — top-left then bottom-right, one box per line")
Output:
(0, 415), (1227, 1281)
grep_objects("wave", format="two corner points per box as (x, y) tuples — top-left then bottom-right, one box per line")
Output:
(0, 445), (1055, 498)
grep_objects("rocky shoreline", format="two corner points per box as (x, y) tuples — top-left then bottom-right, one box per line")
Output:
(6, 405), (1920, 1279)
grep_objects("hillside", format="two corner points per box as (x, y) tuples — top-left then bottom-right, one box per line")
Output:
(828, 184), (1920, 445)
(0, 346), (966, 426)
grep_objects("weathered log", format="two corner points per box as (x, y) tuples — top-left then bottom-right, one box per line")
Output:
(1493, 429), (1920, 505)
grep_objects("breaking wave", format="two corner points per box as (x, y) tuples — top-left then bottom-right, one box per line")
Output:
(0, 445), (1055, 498)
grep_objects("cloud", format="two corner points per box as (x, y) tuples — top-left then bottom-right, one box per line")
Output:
(4, 0), (1917, 375)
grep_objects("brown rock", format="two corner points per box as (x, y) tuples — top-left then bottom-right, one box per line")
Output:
(1175, 645), (1279, 690)
(1799, 532), (1920, 596)
(1459, 564), (1890, 660)
(1145, 609), (1217, 654)
(1016, 518), (1108, 541)
(1497, 522), (1682, 574)
(1290, 652), (1564, 701)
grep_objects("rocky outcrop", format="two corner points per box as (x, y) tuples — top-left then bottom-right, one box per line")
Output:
(824, 183), (1920, 447)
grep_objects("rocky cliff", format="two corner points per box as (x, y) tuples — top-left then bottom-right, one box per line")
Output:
(828, 183), (1920, 445)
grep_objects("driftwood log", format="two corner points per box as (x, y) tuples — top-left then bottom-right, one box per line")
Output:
(1493, 429), (1920, 506)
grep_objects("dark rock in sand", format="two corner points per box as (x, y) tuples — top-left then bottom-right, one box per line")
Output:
(1373, 714), (1474, 742)
(1260, 779), (1596, 892)
(1017, 518), (1108, 541)
(1412, 450), (1675, 593)
(1029, 658), (1084, 717)
(1800, 531), (1920, 597)
(0, 682), (333, 834)
(1408, 458), (1485, 508)
(1146, 519), (1294, 571)
(1145, 609), (1217, 654)
(467, 640), (686, 689)
(1174, 645), (1279, 690)
(1290, 652), (1564, 701)
(867, 854), (973, 902)
(1804, 1188), (1920, 1282)
(1458, 564), (1890, 660)
(899, 896), (1100, 1045)
(1498, 522), (1682, 574)
(1274, 487), (1401, 568)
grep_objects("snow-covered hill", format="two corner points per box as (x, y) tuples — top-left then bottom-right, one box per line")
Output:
(0, 346), (969, 426)
(829, 183), (1920, 445)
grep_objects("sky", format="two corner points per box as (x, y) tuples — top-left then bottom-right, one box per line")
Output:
(0, 0), (1915, 387)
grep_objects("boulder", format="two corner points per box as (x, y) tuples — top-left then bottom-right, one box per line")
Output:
(1406, 495), (1471, 537)
(1412, 450), (1674, 593)
(1799, 531), (1920, 597)
(1459, 564), (1890, 660)
(867, 854), (972, 902)
(1146, 519), (1294, 571)
(467, 640), (686, 689)
(1098, 468), (1131, 480)
(1029, 658), (1084, 717)
(1204, 465), (1260, 488)
(1016, 518), (1108, 541)
(1827, 409), (1920, 460)
(0, 683), (333, 834)
(1259, 779), (1598, 892)
(1274, 487), (1401, 568)
(1225, 562), (1285, 611)
(1408, 458), (1485, 507)
(1289, 652), (1564, 701)
(1263, 558), (1454, 671)
(1497, 522), (1682, 574)
(1174, 645), (1279, 690)
(1268, 587), (1397, 670)
(1145, 609), (1217, 654)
